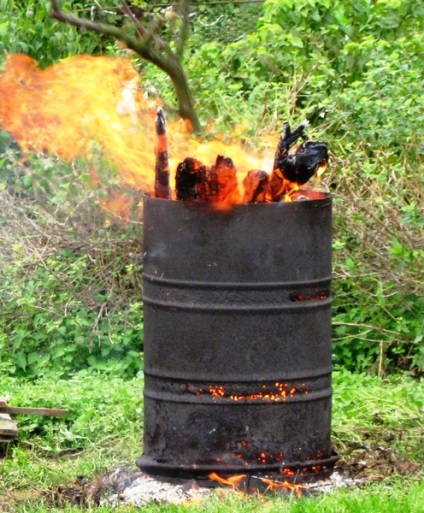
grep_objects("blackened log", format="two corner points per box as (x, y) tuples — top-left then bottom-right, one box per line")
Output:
(267, 120), (328, 201)
(176, 155), (240, 206)
(154, 107), (171, 199)
(267, 141), (329, 201)
(175, 157), (203, 201)
(196, 155), (239, 206)
(197, 164), (217, 202)
(275, 141), (329, 185)
(242, 169), (270, 203)
(265, 120), (309, 202)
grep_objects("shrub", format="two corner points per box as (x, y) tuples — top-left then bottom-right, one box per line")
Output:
(0, 136), (144, 378)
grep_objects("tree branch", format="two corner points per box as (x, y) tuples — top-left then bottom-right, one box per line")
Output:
(51, 0), (165, 69)
(50, 0), (201, 132)
(118, 0), (146, 39)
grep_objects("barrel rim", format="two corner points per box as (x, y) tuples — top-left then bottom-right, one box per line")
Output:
(143, 192), (332, 212)
(136, 451), (340, 481)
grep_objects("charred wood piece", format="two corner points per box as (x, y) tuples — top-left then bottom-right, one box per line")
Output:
(242, 169), (270, 203)
(209, 155), (240, 206)
(273, 120), (308, 170)
(176, 155), (240, 206)
(268, 121), (329, 202)
(196, 163), (217, 202)
(175, 157), (205, 201)
(278, 141), (329, 185)
(154, 107), (171, 199)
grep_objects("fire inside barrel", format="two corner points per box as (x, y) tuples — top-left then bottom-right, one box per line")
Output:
(171, 119), (329, 206)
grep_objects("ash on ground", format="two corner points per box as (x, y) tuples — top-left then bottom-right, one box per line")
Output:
(95, 468), (362, 507)
(101, 470), (212, 507)
(47, 445), (421, 508)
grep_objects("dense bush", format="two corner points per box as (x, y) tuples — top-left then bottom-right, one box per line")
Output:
(0, 0), (423, 376)
(0, 134), (144, 378)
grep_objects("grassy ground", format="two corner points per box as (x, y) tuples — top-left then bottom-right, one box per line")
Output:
(3, 480), (424, 513)
(1, 369), (423, 512)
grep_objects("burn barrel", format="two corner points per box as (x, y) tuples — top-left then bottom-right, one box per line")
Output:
(137, 194), (337, 481)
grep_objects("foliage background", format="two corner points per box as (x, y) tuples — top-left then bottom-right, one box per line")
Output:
(0, 0), (423, 378)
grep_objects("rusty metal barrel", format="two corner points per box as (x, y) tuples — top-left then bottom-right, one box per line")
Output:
(137, 194), (337, 480)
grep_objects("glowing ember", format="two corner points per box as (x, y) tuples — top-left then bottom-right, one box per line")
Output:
(191, 382), (309, 402)
(291, 291), (329, 302)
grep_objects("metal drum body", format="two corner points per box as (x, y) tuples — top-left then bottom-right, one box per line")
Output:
(137, 194), (336, 480)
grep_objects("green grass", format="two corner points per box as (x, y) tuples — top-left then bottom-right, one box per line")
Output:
(332, 369), (424, 461)
(1, 369), (423, 512)
(3, 478), (424, 513)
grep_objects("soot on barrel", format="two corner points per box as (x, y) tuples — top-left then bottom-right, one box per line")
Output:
(137, 194), (337, 482)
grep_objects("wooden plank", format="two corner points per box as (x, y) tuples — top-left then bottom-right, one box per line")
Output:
(0, 406), (68, 416)
(0, 413), (18, 438)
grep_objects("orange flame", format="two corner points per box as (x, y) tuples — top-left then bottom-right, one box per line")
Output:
(0, 54), (273, 209)
(209, 472), (305, 497)
(208, 472), (247, 488)
(261, 478), (303, 498)
(0, 53), (157, 191)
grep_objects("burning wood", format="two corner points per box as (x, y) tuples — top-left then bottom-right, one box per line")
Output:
(245, 121), (329, 203)
(212, 155), (240, 205)
(157, 115), (329, 206)
(154, 107), (171, 199)
(175, 157), (204, 201)
(242, 169), (269, 203)
(175, 155), (240, 206)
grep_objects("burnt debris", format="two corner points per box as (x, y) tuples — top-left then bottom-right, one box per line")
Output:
(256, 121), (329, 203)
